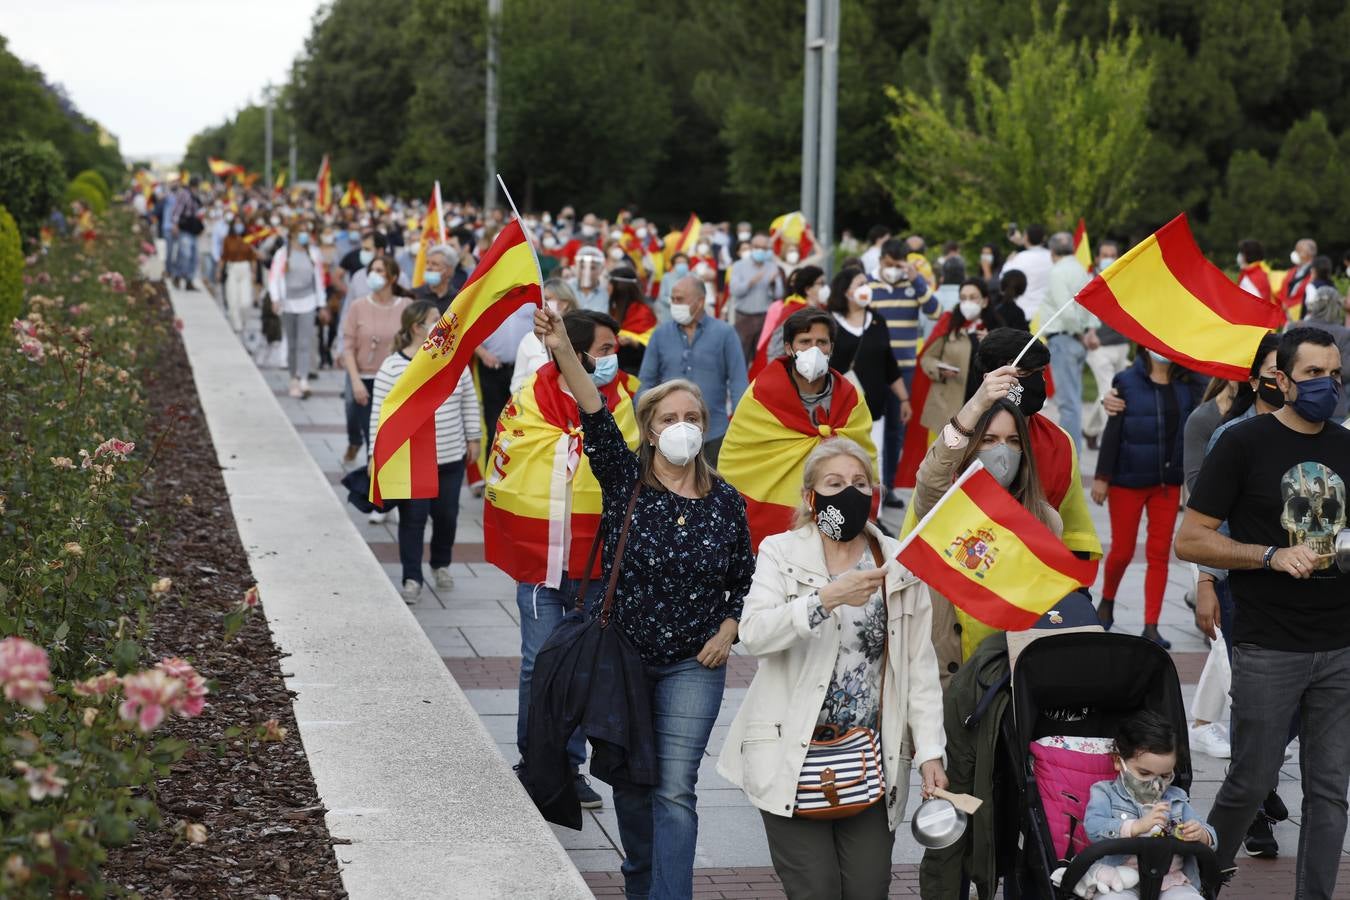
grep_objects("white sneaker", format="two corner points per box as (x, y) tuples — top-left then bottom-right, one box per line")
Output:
(433, 567), (455, 590)
(299, 376), (312, 398)
(287, 378), (303, 398)
(368, 510), (387, 524)
(1190, 722), (1231, 759)
(400, 579), (422, 604)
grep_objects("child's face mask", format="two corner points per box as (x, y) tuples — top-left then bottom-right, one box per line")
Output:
(1118, 761), (1174, 805)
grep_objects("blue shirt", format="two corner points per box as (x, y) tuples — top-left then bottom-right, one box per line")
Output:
(480, 303), (537, 365)
(636, 317), (748, 440)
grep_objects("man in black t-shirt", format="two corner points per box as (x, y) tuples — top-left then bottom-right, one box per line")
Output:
(1177, 326), (1350, 894)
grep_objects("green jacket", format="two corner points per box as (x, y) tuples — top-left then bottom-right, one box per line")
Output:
(918, 633), (1009, 900)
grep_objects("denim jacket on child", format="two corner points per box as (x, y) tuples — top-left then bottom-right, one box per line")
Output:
(1084, 778), (1217, 889)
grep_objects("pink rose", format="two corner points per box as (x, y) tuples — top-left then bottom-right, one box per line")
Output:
(0, 638), (53, 711)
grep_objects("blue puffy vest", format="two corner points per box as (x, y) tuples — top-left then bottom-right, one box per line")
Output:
(1107, 357), (1203, 488)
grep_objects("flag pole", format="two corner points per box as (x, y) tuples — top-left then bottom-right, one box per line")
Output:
(434, 180), (447, 245)
(1011, 299), (1075, 369)
(496, 173), (544, 306)
(892, 460), (987, 558)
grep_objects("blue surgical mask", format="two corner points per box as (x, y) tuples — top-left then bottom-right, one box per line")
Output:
(297, 232), (310, 247)
(1290, 375), (1342, 423)
(359, 249), (375, 266)
(424, 270), (443, 287)
(588, 353), (619, 387)
(1147, 350), (1170, 366)
(232, 222), (244, 235)
(672, 262), (689, 278)
(751, 248), (770, 264)
(367, 272), (388, 293)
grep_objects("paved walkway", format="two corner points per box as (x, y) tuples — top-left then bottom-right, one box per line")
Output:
(210, 291), (1341, 898)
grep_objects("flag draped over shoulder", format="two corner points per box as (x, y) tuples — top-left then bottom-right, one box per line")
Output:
(371, 219), (541, 503)
(484, 364), (640, 586)
(1075, 213), (1285, 380)
(1072, 218), (1092, 273)
(719, 361), (875, 550)
(897, 465), (1098, 631)
(315, 155), (332, 210)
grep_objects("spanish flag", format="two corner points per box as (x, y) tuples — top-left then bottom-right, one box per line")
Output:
(412, 181), (444, 288)
(769, 210), (816, 260)
(372, 195), (390, 213)
(897, 463), (1097, 631)
(1075, 213), (1285, 380)
(669, 213), (701, 260)
(371, 219), (541, 503)
(484, 364), (640, 585)
(1072, 218), (1092, 273)
(315, 154), (332, 211)
(719, 361), (875, 550)
(273, 170), (286, 195)
(340, 179), (366, 209)
(208, 156), (244, 178)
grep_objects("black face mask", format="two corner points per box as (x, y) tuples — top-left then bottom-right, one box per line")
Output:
(812, 485), (872, 542)
(1256, 375), (1286, 410)
(1009, 370), (1047, 416)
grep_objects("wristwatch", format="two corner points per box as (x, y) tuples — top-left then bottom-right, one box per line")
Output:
(1261, 546), (1278, 570)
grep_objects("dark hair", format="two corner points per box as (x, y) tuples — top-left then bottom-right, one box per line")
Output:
(564, 309), (621, 356)
(1276, 325), (1337, 377)
(1313, 254), (1334, 282)
(363, 230), (388, 251)
(787, 264), (825, 299)
(942, 240), (960, 255)
(827, 266), (865, 314)
(999, 269), (1027, 301)
(1025, 224), (1046, 247)
(949, 278), (1002, 333)
(452, 226), (475, 249)
(607, 265), (645, 322)
(955, 399), (1052, 526)
(880, 238), (907, 262)
(782, 307), (836, 347)
(671, 251), (689, 265)
(1250, 332), (1281, 379)
(940, 255), (966, 285)
(1098, 239), (1122, 257)
(1114, 710), (1177, 760)
(368, 255), (412, 297)
(866, 224), (891, 244)
(1238, 238), (1263, 263)
(977, 327), (1049, 374)
(1223, 332), (1281, 423)
(395, 300), (439, 350)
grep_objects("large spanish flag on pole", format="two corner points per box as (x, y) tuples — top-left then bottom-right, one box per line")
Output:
(484, 365), (640, 586)
(1075, 213), (1285, 380)
(666, 213), (702, 263)
(208, 156), (244, 178)
(315, 154), (332, 211)
(897, 463), (1098, 631)
(719, 361), (876, 550)
(371, 218), (542, 503)
(1072, 218), (1092, 273)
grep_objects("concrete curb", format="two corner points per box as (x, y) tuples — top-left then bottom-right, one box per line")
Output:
(167, 285), (591, 899)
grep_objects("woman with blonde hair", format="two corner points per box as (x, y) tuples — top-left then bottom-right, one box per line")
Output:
(533, 306), (755, 900)
(718, 436), (947, 899)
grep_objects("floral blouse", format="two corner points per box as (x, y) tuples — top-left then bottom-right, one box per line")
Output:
(806, 556), (886, 730)
(580, 405), (755, 666)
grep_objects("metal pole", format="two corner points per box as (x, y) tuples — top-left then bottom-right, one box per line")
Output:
(288, 124), (297, 189)
(263, 83), (274, 189)
(483, 0), (501, 213)
(816, 0), (840, 274)
(799, 0), (822, 224)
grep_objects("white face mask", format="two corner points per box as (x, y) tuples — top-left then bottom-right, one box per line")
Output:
(608, 247), (625, 261)
(853, 285), (873, 307)
(785, 248), (800, 265)
(1290, 249), (1302, 266)
(881, 265), (903, 285)
(815, 285), (831, 304)
(794, 346), (830, 381)
(654, 421), (703, 466)
(737, 230), (752, 243)
(959, 299), (983, 320)
(670, 303), (693, 325)
(979, 253), (994, 265)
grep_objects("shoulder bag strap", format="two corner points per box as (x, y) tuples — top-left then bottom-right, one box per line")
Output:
(572, 481), (642, 622)
(868, 532), (889, 729)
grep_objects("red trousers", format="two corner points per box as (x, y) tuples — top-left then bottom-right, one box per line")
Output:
(1102, 483), (1180, 625)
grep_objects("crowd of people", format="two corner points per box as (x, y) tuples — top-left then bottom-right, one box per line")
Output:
(143, 175), (1350, 900)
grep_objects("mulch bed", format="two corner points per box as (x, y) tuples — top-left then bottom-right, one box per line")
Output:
(101, 282), (347, 898)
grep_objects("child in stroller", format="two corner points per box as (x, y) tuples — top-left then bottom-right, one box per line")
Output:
(1078, 710), (1215, 899)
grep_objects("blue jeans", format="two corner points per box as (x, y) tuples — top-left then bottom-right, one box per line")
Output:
(174, 232), (199, 281)
(346, 377), (376, 455)
(1048, 333), (1086, 453)
(163, 229), (178, 273)
(516, 577), (604, 768)
(612, 657), (726, 900)
(392, 461), (466, 583)
(882, 368), (914, 488)
(1208, 644), (1350, 897)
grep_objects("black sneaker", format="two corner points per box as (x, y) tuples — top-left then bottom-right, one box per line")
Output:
(1141, 625), (1172, 650)
(1243, 812), (1278, 858)
(1264, 789), (1289, 822)
(574, 772), (602, 810)
(882, 489), (905, 509)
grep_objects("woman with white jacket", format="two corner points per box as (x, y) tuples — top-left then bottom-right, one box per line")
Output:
(717, 437), (947, 899)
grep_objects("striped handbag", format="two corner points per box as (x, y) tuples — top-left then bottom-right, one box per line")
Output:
(793, 536), (888, 820)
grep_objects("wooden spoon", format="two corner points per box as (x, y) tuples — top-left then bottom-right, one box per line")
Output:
(933, 787), (983, 815)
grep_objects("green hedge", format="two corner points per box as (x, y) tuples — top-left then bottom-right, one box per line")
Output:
(72, 169), (111, 206)
(0, 206), (20, 325)
(0, 140), (65, 241)
(65, 178), (107, 215)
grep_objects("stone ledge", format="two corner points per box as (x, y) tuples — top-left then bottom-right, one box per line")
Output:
(168, 286), (590, 899)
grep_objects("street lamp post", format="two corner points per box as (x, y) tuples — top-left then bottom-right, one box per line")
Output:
(484, 0), (501, 214)
(800, 0), (839, 273)
(263, 83), (274, 189)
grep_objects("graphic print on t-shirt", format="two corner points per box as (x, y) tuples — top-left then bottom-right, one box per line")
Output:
(1280, 461), (1346, 571)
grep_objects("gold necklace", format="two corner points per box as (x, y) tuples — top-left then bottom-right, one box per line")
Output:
(671, 492), (695, 527)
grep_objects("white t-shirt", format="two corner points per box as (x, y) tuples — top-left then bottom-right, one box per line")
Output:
(1002, 245), (1053, 321)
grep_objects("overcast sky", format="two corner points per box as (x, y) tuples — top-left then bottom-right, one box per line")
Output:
(2, 0), (326, 159)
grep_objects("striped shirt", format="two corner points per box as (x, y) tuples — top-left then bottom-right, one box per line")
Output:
(370, 352), (482, 465)
(868, 274), (937, 370)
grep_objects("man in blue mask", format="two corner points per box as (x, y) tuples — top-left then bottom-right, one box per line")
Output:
(728, 231), (782, 363)
(1177, 326), (1350, 895)
(414, 244), (461, 314)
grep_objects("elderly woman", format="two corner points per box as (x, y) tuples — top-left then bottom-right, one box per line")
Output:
(718, 437), (947, 900)
(511, 279), (579, 393)
(535, 305), (755, 900)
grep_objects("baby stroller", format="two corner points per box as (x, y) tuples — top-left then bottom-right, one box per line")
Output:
(1008, 632), (1222, 900)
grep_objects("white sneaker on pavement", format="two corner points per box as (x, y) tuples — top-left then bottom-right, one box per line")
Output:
(1190, 721), (1231, 759)
(368, 510), (387, 524)
(287, 377), (303, 398)
(400, 579), (422, 605)
(433, 567), (455, 590)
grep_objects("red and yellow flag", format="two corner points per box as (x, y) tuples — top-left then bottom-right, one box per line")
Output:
(411, 182), (444, 288)
(315, 154), (332, 211)
(340, 179), (366, 209)
(207, 156), (244, 178)
(897, 464), (1098, 631)
(769, 210), (816, 259)
(1075, 213), (1284, 380)
(273, 170), (286, 195)
(1072, 217), (1092, 273)
(484, 364), (640, 585)
(668, 213), (701, 261)
(719, 361), (876, 550)
(372, 195), (390, 213)
(371, 219), (541, 503)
